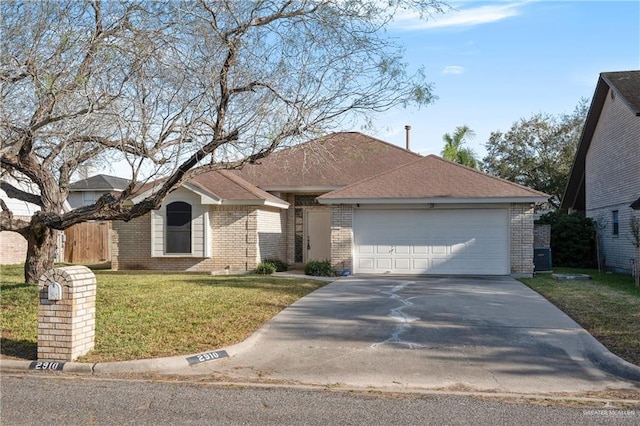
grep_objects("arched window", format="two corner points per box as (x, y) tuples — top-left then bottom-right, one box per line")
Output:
(166, 201), (192, 254)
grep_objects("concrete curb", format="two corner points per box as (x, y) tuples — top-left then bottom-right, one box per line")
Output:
(582, 334), (640, 382)
(1, 360), (35, 372)
(273, 272), (341, 282)
(62, 362), (95, 374)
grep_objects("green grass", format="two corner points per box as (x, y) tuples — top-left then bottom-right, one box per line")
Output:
(520, 268), (640, 366)
(1, 264), (326, 362)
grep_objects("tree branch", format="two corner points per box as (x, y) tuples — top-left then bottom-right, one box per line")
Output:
(0, 181), (43, 207)
(0, 197), (32, 234)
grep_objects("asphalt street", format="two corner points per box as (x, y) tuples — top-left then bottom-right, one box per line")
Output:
(2, 374), (639, 425)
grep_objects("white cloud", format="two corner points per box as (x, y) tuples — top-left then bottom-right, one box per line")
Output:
(392, 1), (529, 31)
(442, 65), (464, 75)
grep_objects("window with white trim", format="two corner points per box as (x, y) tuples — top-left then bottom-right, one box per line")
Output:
(166, 201), (192, 253)
(82, 191), (96, 206)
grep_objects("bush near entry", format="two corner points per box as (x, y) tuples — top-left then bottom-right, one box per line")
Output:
(255, 259), (288, 275)
(304, 260), (335, 277)
(263, 258), (288, 272)
(537, 212), (596, 268)
(255, 261), (277, 275)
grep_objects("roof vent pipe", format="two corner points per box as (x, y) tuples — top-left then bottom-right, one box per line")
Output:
(405, 125), (411, 151)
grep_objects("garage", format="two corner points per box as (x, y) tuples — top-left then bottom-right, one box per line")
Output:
(318, 155), (548, 277)
(353, 208), (510, 275)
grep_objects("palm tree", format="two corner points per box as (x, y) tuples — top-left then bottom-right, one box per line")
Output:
(441, 125), (480, 169)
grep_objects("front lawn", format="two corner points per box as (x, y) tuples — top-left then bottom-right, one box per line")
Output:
(520, 268), (640, 366)
(1, 264), (326, 362)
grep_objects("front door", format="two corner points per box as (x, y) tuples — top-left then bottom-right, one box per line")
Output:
(305, 210), (331, 262)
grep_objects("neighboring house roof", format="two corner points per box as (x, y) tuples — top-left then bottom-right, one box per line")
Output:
(631, 197), (640, 210)
(318, 155), (549, 204)
(132, 170), (289, 209)
(69, 174), (132, 191)
(561, 70), (640, 211)
(234, 132), (421, 191)
(603, 71), (640, 114)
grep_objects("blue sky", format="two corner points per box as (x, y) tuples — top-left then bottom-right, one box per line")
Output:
(104, 0), (638, 178)
(370, 0), (640, 158)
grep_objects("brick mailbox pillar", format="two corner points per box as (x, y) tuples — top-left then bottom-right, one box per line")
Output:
(38, 266), (97, 361)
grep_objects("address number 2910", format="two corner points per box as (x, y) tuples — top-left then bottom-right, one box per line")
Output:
(29, 361), (64, 371)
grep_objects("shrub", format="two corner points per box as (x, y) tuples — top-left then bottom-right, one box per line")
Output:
(536, 212), (596, 268)
(263, 258), (288, 272)
(304, 259), (335, 277)
(255, 261), (277, 275)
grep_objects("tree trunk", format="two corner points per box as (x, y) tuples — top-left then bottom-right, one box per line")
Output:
(24, 225), (57, 285)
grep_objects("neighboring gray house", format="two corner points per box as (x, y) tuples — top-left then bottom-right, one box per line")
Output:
(562, 70), (640, 274)
(0, 174), (128, 265)
(67, 174), (132, 209)
(63, 174), (133, 263)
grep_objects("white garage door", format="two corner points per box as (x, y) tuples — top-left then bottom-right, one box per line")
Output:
(354, 209), (509, 275)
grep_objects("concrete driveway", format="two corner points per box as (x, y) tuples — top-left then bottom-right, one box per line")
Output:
(191, 276), (639, 394)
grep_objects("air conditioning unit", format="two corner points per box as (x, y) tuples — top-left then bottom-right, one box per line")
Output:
(534, 248), (552, 272)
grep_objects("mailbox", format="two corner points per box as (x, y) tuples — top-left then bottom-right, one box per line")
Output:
(47, 282), (62, 301)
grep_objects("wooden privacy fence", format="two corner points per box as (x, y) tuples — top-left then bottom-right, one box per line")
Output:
(64, 221), (111, 264)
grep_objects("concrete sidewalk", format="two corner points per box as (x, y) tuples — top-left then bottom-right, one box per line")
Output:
(3, 276), (640, 396)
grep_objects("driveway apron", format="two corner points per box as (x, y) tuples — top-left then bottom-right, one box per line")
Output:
(192, 276), (638, 393)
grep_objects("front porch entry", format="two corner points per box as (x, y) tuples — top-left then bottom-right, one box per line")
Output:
(304, 209), (331, 262)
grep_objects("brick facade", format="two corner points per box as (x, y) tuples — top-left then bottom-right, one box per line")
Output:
(113, 211), (214, 272)
(210, 205), (258, 272)
(256, 207), (287, 262)
(112, 198), (537, 276)
(510, 203), (536, 277)
(0, 216), (64, 265)
(330, 205), (353, 273)
(37, 266), (96, 361)
(585, 87), (640, 274)
(282, 193), (296, 266)
(533, 224), (551, 248)
(0, 217), (29, 264)
(112, 205), (278, 273)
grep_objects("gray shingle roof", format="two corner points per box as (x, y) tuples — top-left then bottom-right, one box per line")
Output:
(234, 132), (421, 189)
(69, 174), (132, 191)
(189, 170), (289, 206)
(602, 71), (640, 115)
(319, 155), (548, 202)
(133, 170), (288, 208)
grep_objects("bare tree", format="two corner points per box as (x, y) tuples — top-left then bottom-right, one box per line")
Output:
(1, 0), (445, 283)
